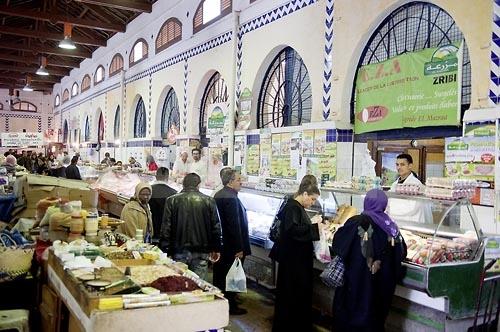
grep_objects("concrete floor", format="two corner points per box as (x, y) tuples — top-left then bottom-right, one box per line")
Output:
(225, 281), (330, 332)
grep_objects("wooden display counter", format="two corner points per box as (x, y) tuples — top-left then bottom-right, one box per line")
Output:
(46, 251), (229, 332)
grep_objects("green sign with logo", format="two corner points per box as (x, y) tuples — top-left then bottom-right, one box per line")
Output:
(207, 106), (226, 129)
(355, 44), (462, 134)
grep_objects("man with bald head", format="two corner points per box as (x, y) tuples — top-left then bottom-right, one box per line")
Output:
(173, 151), (190, 181)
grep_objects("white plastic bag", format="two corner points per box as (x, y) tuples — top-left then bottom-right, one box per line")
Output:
(225, 258), (247, 292)
(314, 229), (332, 263)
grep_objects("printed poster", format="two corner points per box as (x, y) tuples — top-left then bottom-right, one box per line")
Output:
(260, 134), (272, 177)
(355, 43), (462, 133)
(246, 142), (260, 176)
(305, 129), (337, 182)
(445, 136), (495, 181)
(303, 130), (314, 156)
(234, 136), (245, 168)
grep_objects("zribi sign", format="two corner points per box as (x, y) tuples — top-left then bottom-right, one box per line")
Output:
(354, 43), (462, 134)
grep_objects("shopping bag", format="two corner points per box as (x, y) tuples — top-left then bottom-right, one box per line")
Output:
(314, 229), (331, 263)
(319, 255), (345, 288)
(225, 258), (247, 293)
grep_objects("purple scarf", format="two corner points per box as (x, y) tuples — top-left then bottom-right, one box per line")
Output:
(362, 189), (399, 237)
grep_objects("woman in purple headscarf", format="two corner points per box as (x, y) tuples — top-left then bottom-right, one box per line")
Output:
(331, 189), (407, 332)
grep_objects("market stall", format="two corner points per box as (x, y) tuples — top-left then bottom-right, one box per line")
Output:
(238, 181), (488, 327)
(46, 245), (229, 332)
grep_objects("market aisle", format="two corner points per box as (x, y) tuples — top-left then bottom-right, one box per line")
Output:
(225, 281), (330, 332)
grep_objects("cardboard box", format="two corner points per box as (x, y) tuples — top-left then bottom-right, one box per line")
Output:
(23, 175), (98, 209)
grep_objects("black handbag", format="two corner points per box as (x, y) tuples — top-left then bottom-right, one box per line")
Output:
(319, 255), (345, 288)
(269, 215), (281, 242)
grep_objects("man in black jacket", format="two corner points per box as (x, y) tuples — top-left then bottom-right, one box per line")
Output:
(65, 156), (82, 180)
(213, 169), (251, 315)
(150, 167), (177, 243)
(160, 173), (221, 281)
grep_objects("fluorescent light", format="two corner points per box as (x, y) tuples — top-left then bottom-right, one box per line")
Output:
(59, 36), (76, 50)
(36, 66), (49, 76)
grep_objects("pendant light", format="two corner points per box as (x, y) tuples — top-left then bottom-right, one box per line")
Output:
(36, 56), (49, 76)
(59, 23), (76, 50)
(23, 75), (33, 92)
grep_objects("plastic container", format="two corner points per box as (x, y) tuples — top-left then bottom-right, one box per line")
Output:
(85, 213), (99, 236)
(135, 229), (144, 242)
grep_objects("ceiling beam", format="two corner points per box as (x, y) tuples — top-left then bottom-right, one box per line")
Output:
(0, 52), (79, 68)
(0, 5), (126, 32)
(74, 0), (152, 13)
(0, 63), (69, 76)
(0, 40), (92, 58)
(0, 84), (52, 92)
(0, 73), (61, 84)
(0, 26), (107, 47)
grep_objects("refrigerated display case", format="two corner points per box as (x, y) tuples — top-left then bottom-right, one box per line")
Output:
(238, 187), (333, 289)
(322, 188), (486, 319)
(91, 169), (156, 216)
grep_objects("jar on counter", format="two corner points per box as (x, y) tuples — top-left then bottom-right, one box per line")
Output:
(85, 213), (99, 236)
(70, 215), (84, 234)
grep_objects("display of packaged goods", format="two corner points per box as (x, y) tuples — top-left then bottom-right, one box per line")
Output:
(395, 184), (422, 195)
(401, 229), (478, 265)
(424, 186), (475, 200)
(351, 176), (382, 191)
(426, 177), (478, 190)
(323, 180), (352, 189)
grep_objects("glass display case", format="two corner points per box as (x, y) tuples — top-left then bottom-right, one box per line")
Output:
(91, 169), (156, 216)
(322, 188), (486, 319)
(239, 188), (332, 249)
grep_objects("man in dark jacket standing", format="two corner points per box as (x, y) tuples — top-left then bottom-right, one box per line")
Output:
(150, 167), (177, 243)
(160, 173), (221, 281)
(65, 156), (82, 180)
(213, 169), (251, 315)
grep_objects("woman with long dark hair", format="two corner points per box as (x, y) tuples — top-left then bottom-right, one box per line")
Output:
(272, 181), (321, 331)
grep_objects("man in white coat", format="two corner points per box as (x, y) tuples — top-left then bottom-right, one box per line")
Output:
(189, 148), (207, 184)
(388, 153), (432, 224)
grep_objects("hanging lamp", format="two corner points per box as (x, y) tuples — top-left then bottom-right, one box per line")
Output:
(36, 56), (49, 76)
(59, 23), (76, 50)
(23, 75), (33, 92)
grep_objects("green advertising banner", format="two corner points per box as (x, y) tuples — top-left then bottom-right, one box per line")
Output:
(355, 44), (462, 134)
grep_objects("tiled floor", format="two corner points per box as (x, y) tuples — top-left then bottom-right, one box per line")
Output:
(226, 281), (330, 332)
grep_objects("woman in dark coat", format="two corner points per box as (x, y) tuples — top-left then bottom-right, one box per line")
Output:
(332, 189), (407, 332)
(272, 182), (321, 332)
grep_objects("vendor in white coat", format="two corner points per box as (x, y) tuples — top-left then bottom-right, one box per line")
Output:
(189, 148), (207, 183)
(388, 153), (433, 224)
(389, 153), (422, 190)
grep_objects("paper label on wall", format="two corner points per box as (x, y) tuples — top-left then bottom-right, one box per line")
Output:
(234, 136), (245, 168)
(445, 136), (495, 181)
(259, 134), (271, 177)
(303, 130), (314, 156)
(305, 129), (337, 182)
(236, 88), (252, 131)
(246, 143), (260, 176)
(271, 134), (281, 156)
